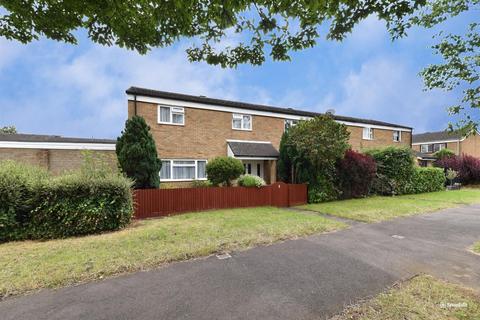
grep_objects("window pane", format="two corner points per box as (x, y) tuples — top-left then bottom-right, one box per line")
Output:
(242, 115), (251, 129)
(160, 107), (171, 122)
(197, 161), (206, 179)
(173, 160), (195, 165)
(160, 161), (171, 179)
(173, 166), (195, 179)
(363, 127), (372, 139)
(172, 113), (184, 124)
(233, 118), (242, 129)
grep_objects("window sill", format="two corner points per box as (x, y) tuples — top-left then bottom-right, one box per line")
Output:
(158, 122), (185, 126)
(232, 128), (252, 131)
(161, 178), (208, 182)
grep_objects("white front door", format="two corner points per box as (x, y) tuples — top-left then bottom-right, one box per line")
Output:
(243, 160), (264, 178)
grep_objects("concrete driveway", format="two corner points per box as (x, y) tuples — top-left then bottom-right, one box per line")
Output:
(1, 205), (479, 320)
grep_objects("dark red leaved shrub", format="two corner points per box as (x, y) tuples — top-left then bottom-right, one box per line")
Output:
(336, 149), (377, 199)
(435, 154), (480, 184)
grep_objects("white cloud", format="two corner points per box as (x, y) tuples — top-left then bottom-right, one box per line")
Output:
(315, 56), (455, 132)
(0, 42), (238, 138)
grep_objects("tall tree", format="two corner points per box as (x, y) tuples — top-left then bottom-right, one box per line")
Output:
(116, 116), (161, 189)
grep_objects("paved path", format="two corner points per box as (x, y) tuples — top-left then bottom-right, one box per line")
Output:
(1, 205), (480, 320)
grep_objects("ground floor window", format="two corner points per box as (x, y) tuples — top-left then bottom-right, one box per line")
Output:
(160, 159), (207, 181)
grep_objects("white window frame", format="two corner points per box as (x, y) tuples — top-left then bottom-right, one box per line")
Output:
(362, 127), (374, 140)
(157, 105), (185, 126)
(420, 144), (430, 153)
(159, 159), (207, 182)
(284, 119), (298, 131)
(393, 130), (402, 142)
(232, 113), (252, 131)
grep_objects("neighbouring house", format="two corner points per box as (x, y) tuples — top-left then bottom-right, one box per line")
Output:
(0, 133), (117, 175)
(412, 131), (480, 166)
(126, 86), (413, 187)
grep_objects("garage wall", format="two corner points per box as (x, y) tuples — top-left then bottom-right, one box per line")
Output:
(0, 147), (117, 175)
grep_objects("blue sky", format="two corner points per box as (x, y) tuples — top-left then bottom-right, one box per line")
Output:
(0, 13), (472, 139)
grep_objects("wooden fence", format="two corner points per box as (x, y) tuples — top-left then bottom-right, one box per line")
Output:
(133, 182), (307, 219)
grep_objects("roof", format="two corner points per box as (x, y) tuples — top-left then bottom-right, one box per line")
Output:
(412, 131), (463, 144)
(0, 133), (116, 144)
(227, 141), (279, 158)
(126, 86), (412, 130)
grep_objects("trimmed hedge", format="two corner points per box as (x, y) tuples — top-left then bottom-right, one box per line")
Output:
(0, 161), (48, 241)
(365, 147), (415, 195)
(0, 160), (133, 242)
(405, 167), (446, 194)
(238, 175), (266, 188)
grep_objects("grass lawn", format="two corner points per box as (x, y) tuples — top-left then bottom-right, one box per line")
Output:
(0, 207), (345, 298)
(300, 189), (480, 223)
(332, 275), (480, 320)
(473, 241), (480, 254)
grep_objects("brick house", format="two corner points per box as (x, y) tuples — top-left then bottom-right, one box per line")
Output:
(413, 131), (480, 166)
(126, 87), (413, 187)
(0, 133), (116, 175)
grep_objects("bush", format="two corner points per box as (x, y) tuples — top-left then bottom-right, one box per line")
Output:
(366, 147), (415, 195)
(435, 155), (480, 184)
(336, 150), (377, 199)
(434, 148), (455, 160)
(206, 157), (244, 186)
(116, 116), (162, 189)
(0, 161), (48, 241)
(0, 159), (133, 242)
(238, 175), (266, 188)
(30, 172), (133, 239)
(404, 167), (446, 194)
(282, 115), (350, 202)
(191, 180), (212, 188)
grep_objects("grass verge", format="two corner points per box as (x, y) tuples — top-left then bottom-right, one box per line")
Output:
(332, 275), (480, 320)
(473, 241), (480, 254)
(0, 207), (345, 298)
(300, 189), (480, 223)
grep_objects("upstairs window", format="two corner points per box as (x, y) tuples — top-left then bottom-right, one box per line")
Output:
(420, 143), (447, 153)
(433, 143), (446, 153)
(362, 127), (374, 140)
(158, 105), (184, 125)
(393, 130), (401, 142)
(284, 119), (298, 131)
(232, 114), (252, 130)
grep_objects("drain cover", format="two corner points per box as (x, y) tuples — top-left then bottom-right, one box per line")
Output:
(216, 253), (232, 260)
(391, 235), (405, 239)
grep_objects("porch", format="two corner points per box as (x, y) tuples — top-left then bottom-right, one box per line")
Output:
(227, 140), (279, 184)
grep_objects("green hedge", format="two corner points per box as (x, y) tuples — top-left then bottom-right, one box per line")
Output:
(0, 160), (133, 242)
(0, 161), (48, 241)
(365, 147), (415, 195)
(405, 167), (446, 194)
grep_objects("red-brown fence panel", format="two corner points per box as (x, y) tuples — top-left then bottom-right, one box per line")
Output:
(287, 184), (308, 206)
(133, 183), (308, 219)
